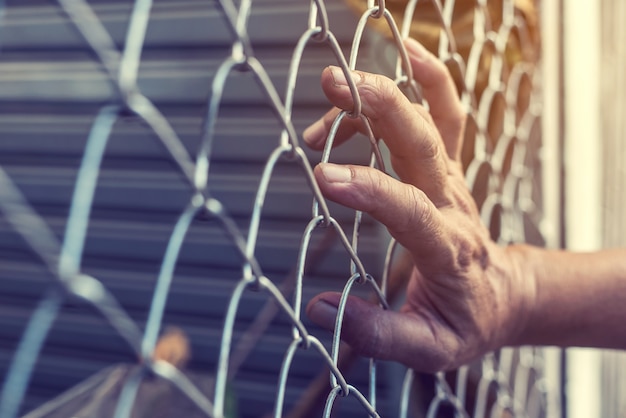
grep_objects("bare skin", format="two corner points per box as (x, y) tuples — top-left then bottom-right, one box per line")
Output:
(303, 37), (626, 372)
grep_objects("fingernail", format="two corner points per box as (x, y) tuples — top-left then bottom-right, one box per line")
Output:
(319, 163), (352, 183)
(404, 38), (429, 62)
(303, 118), (325, 147)
(307, 299), (338, 329)
(329, 66), (348, 86)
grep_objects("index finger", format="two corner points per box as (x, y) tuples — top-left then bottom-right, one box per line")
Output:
(318, 65), (450, 202)
(304, 38), (466, 162)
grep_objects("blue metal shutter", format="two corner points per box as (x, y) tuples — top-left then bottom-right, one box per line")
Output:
(0, 1), (391, 416)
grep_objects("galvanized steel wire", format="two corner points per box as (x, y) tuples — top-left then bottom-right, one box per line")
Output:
(0, 0), (550, 417)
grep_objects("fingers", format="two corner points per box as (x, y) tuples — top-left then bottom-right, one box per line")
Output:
(303, 107), (362, 151)
(312, 65), (449, 200)
(303, 38), (465, 163)
(403, 38), (466, 161)
(314, 162), (454, 262)
(306, 292), (460, 372)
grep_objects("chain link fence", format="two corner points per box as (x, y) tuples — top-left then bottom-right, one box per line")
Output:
(0, 0), (555, 417)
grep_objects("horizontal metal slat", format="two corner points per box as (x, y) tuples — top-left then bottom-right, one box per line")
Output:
(2, 164), (371, 225)
(0, 108), (376, 167)
(0, 214), (382, 278)
(3, 1), (358, 49)
(0, 53), (333, 104)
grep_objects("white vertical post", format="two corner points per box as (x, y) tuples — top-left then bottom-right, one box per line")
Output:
(540, 1), (563, 415)
(540, 0), (561, 251)
(563, 0), (601, 249)
(562, 1), (603, 417)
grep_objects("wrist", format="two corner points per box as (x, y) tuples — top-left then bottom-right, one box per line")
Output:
(495, 243), (539, 349)
(502, 247), (626, 349)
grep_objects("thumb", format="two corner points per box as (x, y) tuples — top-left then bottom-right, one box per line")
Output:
(306, 292), (457, 372)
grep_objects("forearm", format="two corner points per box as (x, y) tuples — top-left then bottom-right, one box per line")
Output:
(511, 245), (626, 348)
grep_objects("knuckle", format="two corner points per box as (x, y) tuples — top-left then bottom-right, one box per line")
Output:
(370, 315), (392, 359)
(400, 187), (432, 234)
(350, 319), (380, 358)
(339, 301), (390, 360)
(417, 117), (441, 160)
(360, 74), (402, 119)
(358, 168), (390, 212)
(451, 104), (467, 134)
(432, 57), (454, 85)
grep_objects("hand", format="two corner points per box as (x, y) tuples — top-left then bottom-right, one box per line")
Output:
(304, 38), (535, 372)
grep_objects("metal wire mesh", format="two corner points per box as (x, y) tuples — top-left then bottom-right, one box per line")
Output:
(0, 0), (553, 417)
